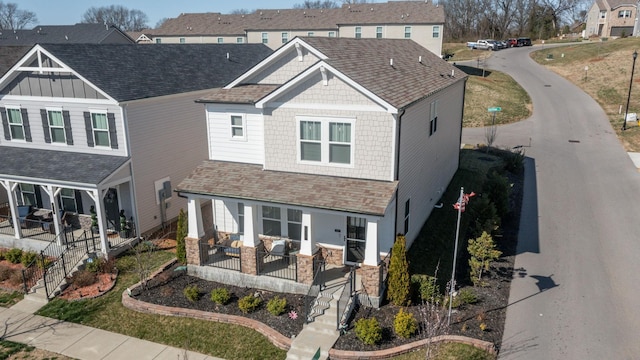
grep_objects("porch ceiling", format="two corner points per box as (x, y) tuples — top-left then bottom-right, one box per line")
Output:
(177, 160), (398, 216)
(0, 146), (129, 185)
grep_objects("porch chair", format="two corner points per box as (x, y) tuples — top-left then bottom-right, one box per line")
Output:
(10, 205), (36, 229)
(265, 239), (287, 257)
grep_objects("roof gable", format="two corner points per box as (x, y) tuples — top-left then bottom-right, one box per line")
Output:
(0, 43), (273, 102)
(0, 23), (134, 45)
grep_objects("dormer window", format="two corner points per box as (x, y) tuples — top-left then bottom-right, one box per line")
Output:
(6, 108), (25, 140)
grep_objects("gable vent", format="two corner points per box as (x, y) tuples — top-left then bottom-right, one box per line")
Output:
(390, 58), (394, 66)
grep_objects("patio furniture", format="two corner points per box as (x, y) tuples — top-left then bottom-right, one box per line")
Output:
(10, 205), (36, 229)
(223, 240), (242, 257)
(266, 239), (287, 257)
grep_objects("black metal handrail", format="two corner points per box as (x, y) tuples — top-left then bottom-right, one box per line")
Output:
(200, 242), (241, 272)
(379, 248), (392, 298)
(304, 259), (326, 323)
(336, 266), (356, 331)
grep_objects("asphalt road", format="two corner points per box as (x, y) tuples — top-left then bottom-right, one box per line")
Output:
(462, 46), (640, 359)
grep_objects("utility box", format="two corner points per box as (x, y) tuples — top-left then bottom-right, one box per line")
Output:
(626, 113), (638, 127)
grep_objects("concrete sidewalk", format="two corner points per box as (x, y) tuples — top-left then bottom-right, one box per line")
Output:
(1, 299), (222, 360)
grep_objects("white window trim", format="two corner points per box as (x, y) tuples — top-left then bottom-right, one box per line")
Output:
(376, 26), (383, 38)
(217, 37), (223, 43)
(46, 107), (66, 145)
(287, 208), (303, 241)
(90, 110), (111, 147)
(229, 113), (247, 141)
(429, 100), (438, 136)
(282, 32), (288, 44)
(261, 205), (282, 237)
(433, 25), (440, 38)
(237, 37), (244, 43)
(404, 26), (412, 38)
(296, 116), (355, 167)
(307, 32), (314, 36)
(262, 32), (268, 44)
(5, 106), (25, 141)
(355, 26), (362, 38)
(19, 184), (36, 206)
(328, 31), (336, 37)
(60, 188), (77, 213)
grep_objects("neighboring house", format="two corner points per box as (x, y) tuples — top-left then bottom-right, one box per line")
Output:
(176, 37), (467, 307)
(0, 43), (272, 254)
(132, 1), (445, 57)
(0, 23), (135, 45)
(585, 0), (638, 38)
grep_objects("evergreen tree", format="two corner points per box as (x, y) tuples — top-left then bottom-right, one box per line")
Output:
(468, 231), (502, 285)
(387, 234), (410, 306)
(176, 209), (187, 264)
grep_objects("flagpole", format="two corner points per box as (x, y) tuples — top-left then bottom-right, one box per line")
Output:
(448, 187), (464, 325)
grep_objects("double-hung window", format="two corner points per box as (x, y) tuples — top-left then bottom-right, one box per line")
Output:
(180, 37), (186, 43)
(328, 31), (336, 37)
(376, 26), (383, 38)
(355, 26), (362, 38)
(91, 112), (110, 147)
(404, 26), (412, 38)
(155, 38), (162, 44)
(287, 209), (302, 241)
(619, 10), (632, 18)
(61, 188), (77, 213)
(20, 184), (36, 206)
(282, 32), (289, 44)
(433, 25), (440, 38)
(217, 37), (223, 43)
(600, 11), (606, 19)
(230, 115), (245, 139)
(262, 32), (268, 44)
(236, 37), (244, 43)
(47, 109), (66, 143)
(299, 117), (354, 165)
(262, 206), (281, 236)
(307, 32), (314, 37)
(7, 108), (24, 140)
(429, 101), (438, 136)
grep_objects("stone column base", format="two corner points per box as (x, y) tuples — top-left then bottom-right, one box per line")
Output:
(185, 237), (205, 266)
(297, 252), (320, 285)
(358, 264), (382, 297)
(241, 246), (258, 275)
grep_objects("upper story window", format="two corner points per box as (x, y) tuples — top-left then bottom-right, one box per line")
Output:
(262, 32), (268, 44)
(237, 37), (244, 43)
(230, 114), (245, 139)
(298, 117), (354, 165)
(155, 38), (161, 43)
(355, 26), (362, 38)
(429, 100), (438, 136)
(433, 25), (440, 38)
(404, 26), (412, 38)
(84, 111), (117, 149)
(376, 26), (383, 38)
(328, 31), (336, 37)
(619, 10), (632, 18)
(217, 37), (224, 43)
(6, 107), (25, 140)
(91, 112), (110, 147)
(179, 37), (185, 43)
(282, 32), (288, 44)
(47, 110), (66, 143)
(307, 32), (314, 37)
(600, 11), (606, 19)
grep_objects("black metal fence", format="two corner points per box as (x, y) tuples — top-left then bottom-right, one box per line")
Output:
(379, 249), (392, 300)
(336, 267), (357, 330)
(201, 243), (241, 272)
(256, 249), (297, 281)
(304, 259), (326, 323)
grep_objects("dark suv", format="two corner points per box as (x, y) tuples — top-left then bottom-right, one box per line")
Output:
(517, 37), (532, 46)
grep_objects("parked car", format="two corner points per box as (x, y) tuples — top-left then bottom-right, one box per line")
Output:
(507, 38), (517, 47)
(472, 39), (498, 50)
(517, 37), (532, 46)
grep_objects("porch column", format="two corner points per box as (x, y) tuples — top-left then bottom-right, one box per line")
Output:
(43, 185), (63, 245)
(363, 219), (379, 266)
(187, 197), (204, 239)
(2, 181), (22, 239)
(300, 212), (314, 255)
(242, 203), (258, 247)
(94, 190), (109, 254)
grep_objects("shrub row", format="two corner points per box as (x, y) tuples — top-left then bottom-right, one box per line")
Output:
(354, 309), (419, 345)
(0, 248), (40, 267)
(183, 285), (288, 316)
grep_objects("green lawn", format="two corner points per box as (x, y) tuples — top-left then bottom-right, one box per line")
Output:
(36, 247), (286, 360)
(393, 342), (496, 360)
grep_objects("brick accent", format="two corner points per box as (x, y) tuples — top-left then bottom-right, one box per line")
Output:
(241, 246), (259, 275)
(296, 252), (320, 285)
(318, 246), (343, 266)
(185, 237), (204, 266)
(358, 264), (382, 297)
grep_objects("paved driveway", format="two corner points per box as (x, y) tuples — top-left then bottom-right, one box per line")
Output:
(462, 45), (640, 359)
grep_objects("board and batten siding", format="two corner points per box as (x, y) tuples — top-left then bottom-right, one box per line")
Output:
(262, 72), (394, 181)
(396, 80), (465, 248)
(206, 104), (264, 164)
(0, 98), (126, 157)
(125, 90), (210, 235)
(246, 46), (321, 85)
(212, 199), (241, 234)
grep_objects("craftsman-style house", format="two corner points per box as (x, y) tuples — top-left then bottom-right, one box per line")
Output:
(177, 37), (467, 306)
(0, 43), (272, 254)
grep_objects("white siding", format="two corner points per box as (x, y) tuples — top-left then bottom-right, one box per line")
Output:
(396, 81), (465, 248)
(212, 199), (239, 233)
(206, 104), (264, 164)
(125, 90), (210, 234)
(0, 98), (126, 157)
(378, 197), (396, 254)
(312, 212), (345, 246)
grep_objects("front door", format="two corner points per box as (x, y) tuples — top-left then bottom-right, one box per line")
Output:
(345, 216), (366, 264)
(104, 188), (120, 231)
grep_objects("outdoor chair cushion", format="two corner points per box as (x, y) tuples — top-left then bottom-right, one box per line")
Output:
(269, 240), (286, 256)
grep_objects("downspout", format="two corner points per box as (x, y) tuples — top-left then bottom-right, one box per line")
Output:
(458, 78), (468, 166)
(393, 108), (405, 238)
(122, 103), (141, 239)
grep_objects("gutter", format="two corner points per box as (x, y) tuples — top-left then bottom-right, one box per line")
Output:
(393, 108), (405, 237)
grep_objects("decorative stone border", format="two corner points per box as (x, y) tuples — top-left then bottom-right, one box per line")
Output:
(122, 259), (496, 358)
(66, 269), (119, 302)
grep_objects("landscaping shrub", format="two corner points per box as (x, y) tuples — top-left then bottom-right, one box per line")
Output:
(411, 274), (440, 304)
(267, 296), (287, 316)
(484, 170), (510, 219)
(176, 209), (187, 264)
(238, 294), (262, 314)
(394, 308), (417, 338)
(0, 265), (14, 281)
(468, 231), (502, 286)
(210, 287), (230, 305)
(38, 257), (53, 270)
(503, 148), (525, 174)
(469, 197), (499, 239)
(98, 257), (117, 274)
(8, 270), (23, 285)
(5, 249), (22, 264)
(20, 251), (37, 267)
(71, 270), (97, 288)
(457, 288), (478, 305)
(388, 235), (410, 306)
(85, 258), (101, 273)
(183, 285), (201, 302)
(355, 317), (382, 345)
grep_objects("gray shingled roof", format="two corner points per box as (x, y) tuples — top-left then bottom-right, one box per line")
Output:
(177, 161), (398, 216)
(0, 24), (134, 45)
(0, 46), (31, 76)
(143, 1), (444, 36)
(37, 43), (273, 101)
(0, 146), (129, 185)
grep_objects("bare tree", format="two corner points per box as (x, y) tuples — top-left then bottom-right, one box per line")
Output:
(0, 1), (37, 30)
(230, 9), (252, 14)
(155, 17), (168, 29)
(293, 1), (339, 9)
(81, 5), (149, 32)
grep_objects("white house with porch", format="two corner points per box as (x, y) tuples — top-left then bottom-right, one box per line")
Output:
(0, 43), (272, 255)
(177, 37), (467, 306)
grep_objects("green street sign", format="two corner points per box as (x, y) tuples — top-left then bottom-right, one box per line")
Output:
(488, 107), (502, 112)
(312, 348), (321, 360)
